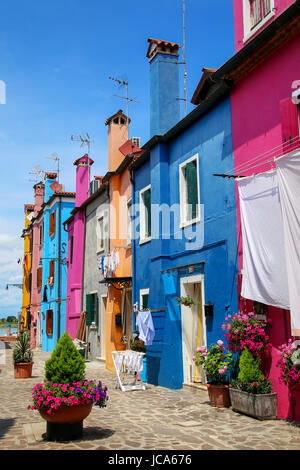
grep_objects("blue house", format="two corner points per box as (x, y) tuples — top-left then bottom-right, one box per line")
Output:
(41, 173), (75, 352)
(130, 39), (239, 389)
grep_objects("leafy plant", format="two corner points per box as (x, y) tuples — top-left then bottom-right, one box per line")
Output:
(277, 339), (300, 386)
(130, 338), (146, 353)
(193, 340), (234, 385)
(13, 331), (33, 364)
(231, 347), (272, 395)
(45, 333), (85, 384)
(176, 296), (198, 307)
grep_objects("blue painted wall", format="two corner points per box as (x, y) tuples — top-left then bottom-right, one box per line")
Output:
(132, 96), (239, 389)
(41, 188), (74, 352)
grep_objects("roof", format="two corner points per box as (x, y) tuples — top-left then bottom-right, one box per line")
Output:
(119, 139), (142, 157)
(24, 204), (34, 212)
(105, 109), (130, 126)
(45, 172), (57, 179)
(146, 38), (181, 60)
(73, 154), (94, 167)
(191, 68), (217, 105)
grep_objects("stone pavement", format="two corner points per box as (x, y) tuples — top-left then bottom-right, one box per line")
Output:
(1, 344), (300, 451)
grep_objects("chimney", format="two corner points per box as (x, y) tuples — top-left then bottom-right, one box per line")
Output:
(44, 172), (57, 202)
(147, 38), (181, 138)
(105, 109), (129, 172)
(73, 154), (94, 207)
(33, 182), (45, 216)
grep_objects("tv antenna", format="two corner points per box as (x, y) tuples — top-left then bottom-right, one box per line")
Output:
(46, 152), (61, 183)
(109, 76), (139, 134)
(176, 0), (187, 117)
(71, 133), (93, 197)
(29, 165), (45, 184)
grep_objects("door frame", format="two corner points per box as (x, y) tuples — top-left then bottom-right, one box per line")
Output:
(100, 294), (107, 360)
(180, 274), (206, 384)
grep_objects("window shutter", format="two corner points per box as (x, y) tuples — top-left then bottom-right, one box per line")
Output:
(280, 98), (300, 152)
(95, 294), (99, 328)
(46, 310), (53, 335)
(144, 189), (151, 238)
(186, 160), (199, 220)
(86, 294), (94, 327)
(142, 294), (149, 310)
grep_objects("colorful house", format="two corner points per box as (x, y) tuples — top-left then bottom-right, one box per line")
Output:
(130, 38), (239, 389)
(192, 0), (300, 419)
(65, 155), (94, 340)
(21, 204), (34, 330)
(41, 173), (75, 352)
(28, 181), (45, 348)
(100, 110), (142, 372)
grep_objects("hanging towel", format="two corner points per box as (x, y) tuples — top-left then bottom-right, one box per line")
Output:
(136, 310), (155, 346)
(237, 172), (289, 310)
(277, 148), (300, 335)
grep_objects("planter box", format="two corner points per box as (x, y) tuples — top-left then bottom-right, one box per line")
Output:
(229, 388), (277, 420)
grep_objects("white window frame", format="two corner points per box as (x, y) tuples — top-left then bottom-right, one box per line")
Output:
(139, 184), (152, 245)
(127, 197), (132, 246)
(97, 216), (105, 254)
(242, 0), (274, 43)
(140, 288), (150, 310)
(179, 154), (201, 229)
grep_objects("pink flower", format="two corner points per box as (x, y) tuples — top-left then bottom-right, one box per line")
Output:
(217, 340), (224, 348)
(219, 369), (225, 375)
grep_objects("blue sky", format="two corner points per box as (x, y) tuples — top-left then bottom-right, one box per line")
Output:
(0, 0), (235, 319)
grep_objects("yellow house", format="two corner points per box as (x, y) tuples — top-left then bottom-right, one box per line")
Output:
(21, 204), (34, 329)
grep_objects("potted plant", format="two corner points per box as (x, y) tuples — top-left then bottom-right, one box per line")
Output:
(13, 331), (33, 379)
(193, 340), (234, 407)
(28, 332), (109, 441)
(176, 296), (198, 307)
(230, 347), (277, 420)
(130, 337), (146, 353)
(277, 339), (300, 421)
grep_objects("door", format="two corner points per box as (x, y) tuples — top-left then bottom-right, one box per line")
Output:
(100, 295), (107, 360)
(121, 288), (133, 347)
(180, 276), (206, 384)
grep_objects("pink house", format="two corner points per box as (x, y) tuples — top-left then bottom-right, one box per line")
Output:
(228, 0), (300, 420)
(65, 155), (94, 339)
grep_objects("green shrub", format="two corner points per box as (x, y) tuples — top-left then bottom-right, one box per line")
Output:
(238, 347), (264, 383)
(45, 333), (85, 384)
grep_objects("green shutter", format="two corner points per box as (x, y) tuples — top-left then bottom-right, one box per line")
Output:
(86, 294), (94, 327)
(142, 294), (149, 310)
(95, 294), (99, 328)
(186, 160), (198, 221)
(144, 189), (151, 238)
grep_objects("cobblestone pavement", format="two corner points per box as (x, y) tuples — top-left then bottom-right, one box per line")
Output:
(1, 344), (300, 451)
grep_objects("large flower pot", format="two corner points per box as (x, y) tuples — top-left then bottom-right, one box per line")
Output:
(229, 388), (277, 420)
(14, 362), (33, 379)
(206, 384), (231, 408)
(289, 383), (300, 422)
(39, 404), (92, 441)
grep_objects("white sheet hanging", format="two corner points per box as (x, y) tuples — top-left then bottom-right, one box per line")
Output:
(276, 149), (300, 335)
(136, 310), (155, 346)
(238, 172), (290, 310)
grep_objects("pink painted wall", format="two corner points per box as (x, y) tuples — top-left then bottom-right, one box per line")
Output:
(233, 0), (295, 52)
(231, 31), (300, 419)
(66, 156), (93, 339)
(30, 183), (45, 348)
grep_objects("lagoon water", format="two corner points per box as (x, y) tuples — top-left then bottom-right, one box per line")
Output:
(0, 328), (18, 336)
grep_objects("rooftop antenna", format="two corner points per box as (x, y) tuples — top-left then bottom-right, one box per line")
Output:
(46, 152), (60, 183)
(28, 165), (45, 184)
(183, 0), (187, 117)
(71, 133), (93, 197)
(109, 76), (139, 136)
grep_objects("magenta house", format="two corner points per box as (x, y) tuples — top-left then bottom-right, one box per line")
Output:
(65, 155), (94, 339)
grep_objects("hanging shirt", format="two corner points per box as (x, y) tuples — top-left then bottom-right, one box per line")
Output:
(136, 310), (155, 346)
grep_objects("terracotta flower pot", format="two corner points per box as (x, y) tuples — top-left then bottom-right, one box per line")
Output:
(206, 384), (231, 408)
(14, 362), (33, 379)
(39, 403), (92, 424)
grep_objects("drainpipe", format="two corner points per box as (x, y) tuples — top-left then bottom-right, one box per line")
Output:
(80, 208), (87, 314)
(129, 168), (137, 327)
(57, 197), (61, 343)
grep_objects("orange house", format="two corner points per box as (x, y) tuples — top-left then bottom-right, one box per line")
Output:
(101, 110), (142, 372)
(21, 204), (34, 329)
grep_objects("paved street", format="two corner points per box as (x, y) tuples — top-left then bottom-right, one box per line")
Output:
(1, 343), (300, 451)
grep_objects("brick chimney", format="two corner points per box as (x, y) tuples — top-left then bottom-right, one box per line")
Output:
(147, 38), (181, 138)
(33, 182), (45, 217)
(105, 109), (129, 172)
(73, 154), (94, 207)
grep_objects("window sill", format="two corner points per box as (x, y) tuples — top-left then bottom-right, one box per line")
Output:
(139, 237), (151, 246)
(243, 11), (274, 44)
(96, 249), (105, 256)
(180, 217), (201, 229)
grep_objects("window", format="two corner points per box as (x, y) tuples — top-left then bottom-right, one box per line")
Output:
(39, 222), (44, 246)
(243, 0), (274, 41)
(179, 155), (200, 227)
(127, 198), (132, 245)
(140, 185), (151, 243)
(37, 267), (43, 290)
(140, 289), (149, 310)
(70, 235), (74, 264)
(49, 211), (56, 237)
(46, 309), (53, 335)
(86, 293), (99, 327)
(48, 260), (55, 285)
(97, 217), (105, 252)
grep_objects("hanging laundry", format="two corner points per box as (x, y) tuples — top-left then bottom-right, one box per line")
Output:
(136, 310), (155, 346)
(277, 148), (300, 336)
(237, 172), (289, 310)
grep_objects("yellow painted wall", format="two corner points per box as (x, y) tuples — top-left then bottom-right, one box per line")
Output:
(21, 209), (33, 328)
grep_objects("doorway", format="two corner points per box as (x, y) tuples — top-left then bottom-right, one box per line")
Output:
(121, 288), (133, 347)
(100, 295), (107, 360)
(180, 275), (206, 384)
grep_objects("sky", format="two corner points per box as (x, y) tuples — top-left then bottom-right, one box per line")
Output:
(0, 0), (235, 319)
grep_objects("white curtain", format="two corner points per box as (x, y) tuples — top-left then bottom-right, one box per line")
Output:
(277, 149), (300, 336)
(238, 172), (290, 310)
